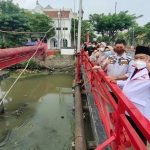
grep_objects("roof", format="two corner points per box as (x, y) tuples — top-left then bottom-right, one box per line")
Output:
(44, 10), (70, 18)
(45, 5), (53, 9)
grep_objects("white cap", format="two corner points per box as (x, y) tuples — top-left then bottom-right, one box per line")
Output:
(100, 42), (106, 48)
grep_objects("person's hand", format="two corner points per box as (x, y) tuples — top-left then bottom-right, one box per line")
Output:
(110, 80), (117, 84)
(95, 53), (100, 58)
(92, 66), (99, 70)
(94, 50), (98, 54)
(85, 51), (88, 55)
(146, 61), (150, 72)
(105, 58), (112, 65)
(105, 76), (117, 82)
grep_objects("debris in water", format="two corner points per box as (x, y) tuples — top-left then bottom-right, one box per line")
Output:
(61, 116), (64, 119)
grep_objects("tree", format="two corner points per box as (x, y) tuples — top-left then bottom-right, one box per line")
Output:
(143, 22), (150, 44)
(70, 19), (96, 44)
(123, 26), (145, 46)
(0, 0), (30, 48)
(89, 11), (138, 42)
(0, 0), (55, 48)
(25, 12), (55, 39)
(70, 18), (78, 44)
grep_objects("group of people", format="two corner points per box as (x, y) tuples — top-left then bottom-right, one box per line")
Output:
(83, 39), (150, 145)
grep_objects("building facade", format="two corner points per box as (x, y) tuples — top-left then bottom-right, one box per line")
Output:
(27, 0), (75, 50)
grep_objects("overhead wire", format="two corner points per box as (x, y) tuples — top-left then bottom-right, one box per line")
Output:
(0, 26), (54, 105)
(0, 30), (47, 34)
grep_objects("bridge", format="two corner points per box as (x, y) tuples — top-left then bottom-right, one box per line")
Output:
(0, 44), (149, 149)
(0, 42), (47, 69)
(73, 50), (150, 150)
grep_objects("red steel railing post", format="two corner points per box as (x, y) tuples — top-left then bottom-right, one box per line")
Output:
(75, 52), (80, 82)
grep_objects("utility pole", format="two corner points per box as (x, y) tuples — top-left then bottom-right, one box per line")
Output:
(74, 0), (76, 47)
(115, 2), (117, 14)
(57, 11), (61, 50)
(77, 0), (83, 52)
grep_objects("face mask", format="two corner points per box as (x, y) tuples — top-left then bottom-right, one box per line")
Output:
(134, 60), (146, 69)
(104, 51), (111, 57)
(115, 49), (124, 55)
(100, 48), (104, 51)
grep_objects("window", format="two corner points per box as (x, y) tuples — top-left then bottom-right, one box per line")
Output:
(56, 27), (61, 30)
(63, 27), (68, 30)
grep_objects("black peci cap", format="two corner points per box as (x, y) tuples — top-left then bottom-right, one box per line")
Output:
(135, 46), (150, 56)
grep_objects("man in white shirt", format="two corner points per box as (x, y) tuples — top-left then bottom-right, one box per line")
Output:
(112, 46), (150, 145)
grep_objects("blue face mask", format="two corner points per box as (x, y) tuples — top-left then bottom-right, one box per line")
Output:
(104, 51), (111, 57)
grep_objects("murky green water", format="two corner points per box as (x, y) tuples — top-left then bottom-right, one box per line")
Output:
(0, 74), (74, 150)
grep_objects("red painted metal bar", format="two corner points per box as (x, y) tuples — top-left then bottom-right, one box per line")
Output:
(0, 44), (46, 69)
(78, 52), (150, 150)
(95, 136), (115, 150)
(75, 52), (82, 82)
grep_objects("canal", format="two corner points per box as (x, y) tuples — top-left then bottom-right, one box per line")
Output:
(0, 74), (74, 150)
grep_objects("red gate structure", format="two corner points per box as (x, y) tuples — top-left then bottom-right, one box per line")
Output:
(75, 50), (150, 150)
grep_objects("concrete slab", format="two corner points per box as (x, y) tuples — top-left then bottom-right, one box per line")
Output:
(0, 71), (10, 81)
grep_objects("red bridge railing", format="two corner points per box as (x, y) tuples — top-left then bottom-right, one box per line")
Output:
(0, 43), (46, 69)
(76, 50), (150, 150)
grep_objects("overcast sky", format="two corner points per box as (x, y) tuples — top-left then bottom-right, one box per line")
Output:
(13, 0), (149, 26)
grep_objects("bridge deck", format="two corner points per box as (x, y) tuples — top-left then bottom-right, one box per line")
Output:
(81, 65), (110, 150)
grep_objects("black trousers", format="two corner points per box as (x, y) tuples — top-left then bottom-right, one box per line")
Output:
(110, 92), (118, 103)
(110, 92), (147, 145)
(126, 115), (147, 145)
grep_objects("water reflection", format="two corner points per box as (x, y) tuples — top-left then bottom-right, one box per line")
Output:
(0, 74), (74, 150)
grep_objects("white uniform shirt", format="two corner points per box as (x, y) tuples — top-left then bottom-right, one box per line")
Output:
(117, 68), (150, 120)
(105, 52), (134, 91)
(105, 52), (134, 77)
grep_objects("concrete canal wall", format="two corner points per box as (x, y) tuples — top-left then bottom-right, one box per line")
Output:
(45, 55), (75, 68)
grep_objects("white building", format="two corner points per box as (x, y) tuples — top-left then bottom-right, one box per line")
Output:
(28, 0), (75, 50)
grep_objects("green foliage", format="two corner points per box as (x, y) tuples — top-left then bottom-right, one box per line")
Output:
(0, 0), (29, 48)
(121, 23), (150, 47)
(22, 60), (37, 69)
(0, 0), (55, 48)
(53, 51), (61, 56)
(70, 19), (96, 43)
(70, 18), (78, 43)
(25, 12), (55, 39)
(89, 11), (137, 42)
(143, 22), (150, 44)
(9, 60), (41, 70)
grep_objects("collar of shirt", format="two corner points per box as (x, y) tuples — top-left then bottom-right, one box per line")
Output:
(114, 52), (127, 59)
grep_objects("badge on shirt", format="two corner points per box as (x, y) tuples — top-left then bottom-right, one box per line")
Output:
(120, 59), (128, 64)
(118, 58), (128, 65)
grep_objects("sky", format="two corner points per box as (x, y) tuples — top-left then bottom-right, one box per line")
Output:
(13, 0), (150, 26)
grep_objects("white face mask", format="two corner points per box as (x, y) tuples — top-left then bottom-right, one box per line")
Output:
(100, 48), (104, 51)
(134, 60), (146, 69)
